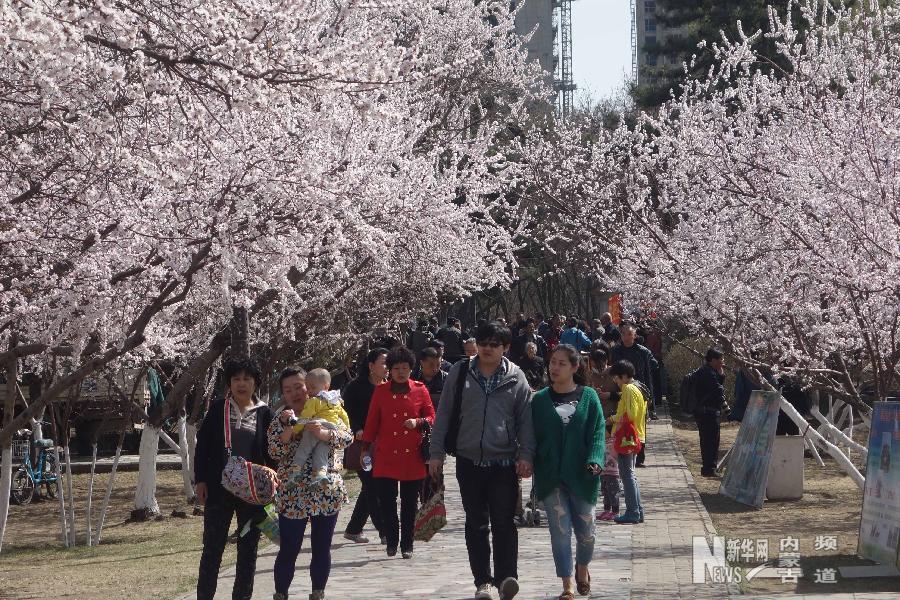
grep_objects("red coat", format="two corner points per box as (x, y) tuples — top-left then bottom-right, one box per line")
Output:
(361, 381), (435, 481)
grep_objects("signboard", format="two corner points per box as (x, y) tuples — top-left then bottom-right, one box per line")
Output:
(608, 294), (622, 325)
(858, 401), (900, 568)
(719, 390), (781, 508)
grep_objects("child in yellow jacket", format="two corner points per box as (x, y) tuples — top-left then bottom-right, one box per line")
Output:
(290, 369), (350, 482)
(609, 359), (645, 524)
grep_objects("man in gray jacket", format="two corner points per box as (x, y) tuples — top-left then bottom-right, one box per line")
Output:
(428, 321), (535, 600)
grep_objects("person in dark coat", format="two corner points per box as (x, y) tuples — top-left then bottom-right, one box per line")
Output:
(436, 318), (466, 363)
(342, 347), (389, 544)
(600, 313), (621, 346)
(518, 342), (546, 389)
(194, 358), (276, 600)
(610, 322), (659, 466)
(693, 348), (728, 477)
(510, 318), (548, 364)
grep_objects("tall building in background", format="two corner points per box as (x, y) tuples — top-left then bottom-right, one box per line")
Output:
(513, 0), (556, 75)
(634, 0), (682, 87)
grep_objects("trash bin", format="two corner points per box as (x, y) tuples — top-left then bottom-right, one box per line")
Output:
(766, 435), (805, 500)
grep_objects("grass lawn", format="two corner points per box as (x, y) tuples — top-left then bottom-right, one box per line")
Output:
(671, 407), (899, 595)
(1, 468), (361, 599)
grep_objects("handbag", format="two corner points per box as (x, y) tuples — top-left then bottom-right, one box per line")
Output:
(413, 479), (447, 542)
(343, 440), (364, 472)
(613, 413), (643, 456)
(221, 399), (278, 505)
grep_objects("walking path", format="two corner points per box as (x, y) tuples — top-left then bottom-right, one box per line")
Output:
(180, 408), (893, 599)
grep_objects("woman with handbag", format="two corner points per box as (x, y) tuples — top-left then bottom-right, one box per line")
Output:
(608, 359), (646, 525)
(532, 345), (605, 599)
(342, 347), (389, 544)
(361, 346), (435, 559)
(194, 358), (276, 600)
(267, 366), (354, 600)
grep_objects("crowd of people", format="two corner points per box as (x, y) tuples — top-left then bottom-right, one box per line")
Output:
(192, 311), (672, 600)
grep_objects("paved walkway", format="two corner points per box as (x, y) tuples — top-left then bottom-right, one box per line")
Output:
(178, 409), (893, 600)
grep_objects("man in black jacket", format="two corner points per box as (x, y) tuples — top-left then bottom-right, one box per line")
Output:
(694, 348), (728, 477)
(194, 358), (275, 600)
(611, 321), (659, 466)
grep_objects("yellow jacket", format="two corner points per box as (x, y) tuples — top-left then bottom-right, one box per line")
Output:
(610, 382), (646, 442)
(292, 391), (350, 435)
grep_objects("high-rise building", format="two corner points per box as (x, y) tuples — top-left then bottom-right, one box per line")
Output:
(634, 0), (682, 87)
(512, 0), (556, 76)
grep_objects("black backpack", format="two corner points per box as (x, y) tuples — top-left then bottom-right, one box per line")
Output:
(444, 358), (471, 457)
(680, 368), (702, 414)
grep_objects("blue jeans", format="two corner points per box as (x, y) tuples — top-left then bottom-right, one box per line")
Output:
(618, 453), (643, 519)
(542, 486), (596, 577)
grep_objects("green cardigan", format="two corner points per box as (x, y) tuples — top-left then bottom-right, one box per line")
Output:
(532, 386), (605, 504)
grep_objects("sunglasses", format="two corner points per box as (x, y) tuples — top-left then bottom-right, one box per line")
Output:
(476, 341), (504, 348)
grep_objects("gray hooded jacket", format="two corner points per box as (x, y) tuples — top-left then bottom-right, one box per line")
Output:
(429, 357), (535, 464)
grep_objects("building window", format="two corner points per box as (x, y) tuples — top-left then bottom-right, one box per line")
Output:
(645, 1), (656, 12)
(645, 35), (657, 47)
(646, 53), (658, 66)
(645, 18), (657, 32)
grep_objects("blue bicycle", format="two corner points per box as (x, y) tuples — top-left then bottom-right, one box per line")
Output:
(10, 425), (59, 505)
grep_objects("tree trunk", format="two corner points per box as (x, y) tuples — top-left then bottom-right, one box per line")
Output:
(0, 346), (17, 554)
(177, 415), (194, 503)
(85, 443), (97, 546)
(64, 445), (76, 544)
(133, 424), (161, 518)
(94, 424), (126, 545)
(228, 305), (250, 360)
(780, 397), (864, 489)
(49, 408), (69, 547)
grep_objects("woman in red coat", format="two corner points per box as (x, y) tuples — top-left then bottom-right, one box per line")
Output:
(361, 346), (434, 559)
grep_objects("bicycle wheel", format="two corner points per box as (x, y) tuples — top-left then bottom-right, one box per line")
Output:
(42, 453), (59, 498)
(11, 468), (35, 505)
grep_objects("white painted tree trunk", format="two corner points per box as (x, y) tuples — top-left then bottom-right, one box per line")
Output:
(810, 406), (868, 460)
(780, 398), (865, 489)
(176, 415), (194, 502)
(94, 442), (123, 545)
(85, 443), (97, 546)
(134, 425), (161, 516)
(0, 444), (12, 555)
(63, 445), (76, 544)
(53, 443), (69, 547)
(31, 414), (44, 441)
(187, 422), (198, 486)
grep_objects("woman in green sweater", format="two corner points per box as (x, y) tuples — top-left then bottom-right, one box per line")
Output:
(532, 345), (605, 599)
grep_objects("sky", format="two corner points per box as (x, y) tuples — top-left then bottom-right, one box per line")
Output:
(571, 0), (633, 101)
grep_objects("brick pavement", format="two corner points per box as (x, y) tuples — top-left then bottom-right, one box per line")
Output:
(178, 408), (895, 600)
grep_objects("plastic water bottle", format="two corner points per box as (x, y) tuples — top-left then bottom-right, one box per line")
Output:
(361, 454), (373, 472)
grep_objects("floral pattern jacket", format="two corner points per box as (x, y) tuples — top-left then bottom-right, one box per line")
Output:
(267, 410), (353, 520)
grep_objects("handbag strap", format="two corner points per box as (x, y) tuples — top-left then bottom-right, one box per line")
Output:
(223, 397), (232, 455)
(245, 460), (259, 503)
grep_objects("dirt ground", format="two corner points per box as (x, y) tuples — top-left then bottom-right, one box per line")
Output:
(0, 469), (361, 600)
(671, 412), (899, 595)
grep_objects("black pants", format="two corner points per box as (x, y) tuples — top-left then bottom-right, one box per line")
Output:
(456, 457), (518, 587)
(197, 494), (264, 600)
(696, 412), (721, 474)
(345, 468), (383, 536)
(375, 477), (421, 552)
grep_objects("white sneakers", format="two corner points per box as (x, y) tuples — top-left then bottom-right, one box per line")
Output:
(474, 578), (519, 600)
(474, 583), (495, 599)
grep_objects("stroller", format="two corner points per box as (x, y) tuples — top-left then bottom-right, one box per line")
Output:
(521, 479), (545, 527)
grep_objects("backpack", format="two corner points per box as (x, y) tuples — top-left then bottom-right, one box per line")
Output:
(444, 359), (471, 457)
(680, 368), (702, 414)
